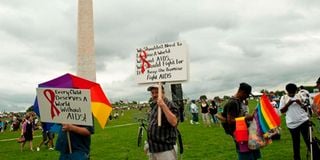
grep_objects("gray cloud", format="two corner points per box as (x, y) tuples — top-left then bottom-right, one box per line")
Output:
(0, 0), (320, 111)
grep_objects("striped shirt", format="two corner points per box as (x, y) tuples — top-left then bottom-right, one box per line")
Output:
(147, 97), (179, 153)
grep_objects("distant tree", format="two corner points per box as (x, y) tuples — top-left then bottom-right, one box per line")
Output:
(274, 90), (286, 97)
(200, 95), (207, 100)
(26, 105), (34, 112)
(223, 95), (230, 100)
(132, 101), (138, 104)
(260, 89), (269, 94)
(214, 96), (220, 101)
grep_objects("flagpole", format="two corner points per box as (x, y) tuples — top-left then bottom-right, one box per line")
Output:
(67, 131), (72, 153)
(158, 82), (162, 127)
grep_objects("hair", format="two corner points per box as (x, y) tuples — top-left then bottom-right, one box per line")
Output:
(191, 100), (196, 103)
(285, 83), (298, 94)
(25, 115), (30, 120)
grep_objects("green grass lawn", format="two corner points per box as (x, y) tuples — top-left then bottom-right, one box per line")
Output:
(0, 100), (319, 160)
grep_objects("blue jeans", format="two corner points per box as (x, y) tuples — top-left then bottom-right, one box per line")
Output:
(59, 151), (89, 160)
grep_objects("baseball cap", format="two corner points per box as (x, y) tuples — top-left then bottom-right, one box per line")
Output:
(239, 82), (252, 95)
(147, 84), (164, 91)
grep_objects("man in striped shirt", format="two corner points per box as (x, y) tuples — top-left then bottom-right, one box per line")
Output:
(147, 84), (179, 160)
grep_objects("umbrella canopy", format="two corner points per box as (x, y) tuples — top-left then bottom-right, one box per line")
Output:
(34, 73), (112, 128)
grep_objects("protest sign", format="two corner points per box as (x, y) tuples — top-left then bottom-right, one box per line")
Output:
(136, 41), (188, 126)
(36, 88), (92, 126)
(135, 41), (188, 84)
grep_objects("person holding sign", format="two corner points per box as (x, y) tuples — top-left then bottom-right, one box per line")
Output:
(147, 84), (179, 160)
(55, 123), (94, 160)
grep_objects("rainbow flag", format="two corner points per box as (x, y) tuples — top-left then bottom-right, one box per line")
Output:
(256, 94), (281, 134)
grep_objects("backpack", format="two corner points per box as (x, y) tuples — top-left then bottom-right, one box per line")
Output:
(221, 98), (241, 135)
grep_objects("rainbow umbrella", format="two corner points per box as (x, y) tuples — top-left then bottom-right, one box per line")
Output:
(34, 73), (112, 128)
(256, 94), (281, 134)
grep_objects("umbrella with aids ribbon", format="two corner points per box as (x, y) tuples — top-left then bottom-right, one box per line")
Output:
(34, 73), (112, 129)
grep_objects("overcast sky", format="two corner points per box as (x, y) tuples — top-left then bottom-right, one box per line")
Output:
(0, 0), (319, 112)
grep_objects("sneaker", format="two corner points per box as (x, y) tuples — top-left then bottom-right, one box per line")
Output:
(36, 147), (40, 151)
(49, 147), (54, 151)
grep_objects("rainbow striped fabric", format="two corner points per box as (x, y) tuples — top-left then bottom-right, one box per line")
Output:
(256, 94), (281, 134)
(34, 73), (112, 129)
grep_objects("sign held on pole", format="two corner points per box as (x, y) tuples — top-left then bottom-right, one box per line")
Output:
(36, 88), (93, 126)
(135, 41), (188, 84)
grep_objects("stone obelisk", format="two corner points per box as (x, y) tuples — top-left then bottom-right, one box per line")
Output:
(77, 0), (96, 82)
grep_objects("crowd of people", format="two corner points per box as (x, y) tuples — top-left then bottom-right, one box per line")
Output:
(0, 113), (24, 133)
(183, 77), (320, 160)
(1, 77), (320, 160)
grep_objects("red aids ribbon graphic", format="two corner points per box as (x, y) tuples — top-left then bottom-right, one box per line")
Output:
(139, 50), (151, 74)
(43, 89), (61, 119)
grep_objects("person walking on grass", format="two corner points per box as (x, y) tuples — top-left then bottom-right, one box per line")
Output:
(190, 100), (199, 124)
(280, 83), (310, 160)
(37, 122), (55, 151)
(200, 96), (211, 127)
(20, 114), (34, 152)
(147, 84), (179, 160)
(209, 99), (219, 125)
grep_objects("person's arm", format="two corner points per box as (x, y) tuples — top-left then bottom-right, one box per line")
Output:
(312, 104), (320, 117)
(157, 98), (178, 127)
(295, 99), (307, 112)
(225, 101), (237, 125)
(62, 124), (91, 136)
(226, 113), (236, 125)
(280, 100), (293, 113)
(21, 122), (25, 136)
(245, 110), (255, 121)
(280, 96), (293, 113)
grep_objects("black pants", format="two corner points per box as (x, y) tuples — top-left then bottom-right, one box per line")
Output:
(288, 120), (310, 160)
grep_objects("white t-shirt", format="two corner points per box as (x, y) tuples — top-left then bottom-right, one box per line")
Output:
(241, 103), (249, 116)
(190, 103), (198, 113)
(279, 94), (309, 129)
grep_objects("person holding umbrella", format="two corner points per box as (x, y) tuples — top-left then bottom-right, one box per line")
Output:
(147, 84), (179, 160)
(35, 73), (113, 160)
(55, 123), (94, 160)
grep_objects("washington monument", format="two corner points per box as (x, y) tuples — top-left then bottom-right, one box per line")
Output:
(77, 0), (96, 82)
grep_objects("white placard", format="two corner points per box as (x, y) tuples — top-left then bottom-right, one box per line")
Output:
(36, 88), (92, 126)
(135, 41), (188, 84)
